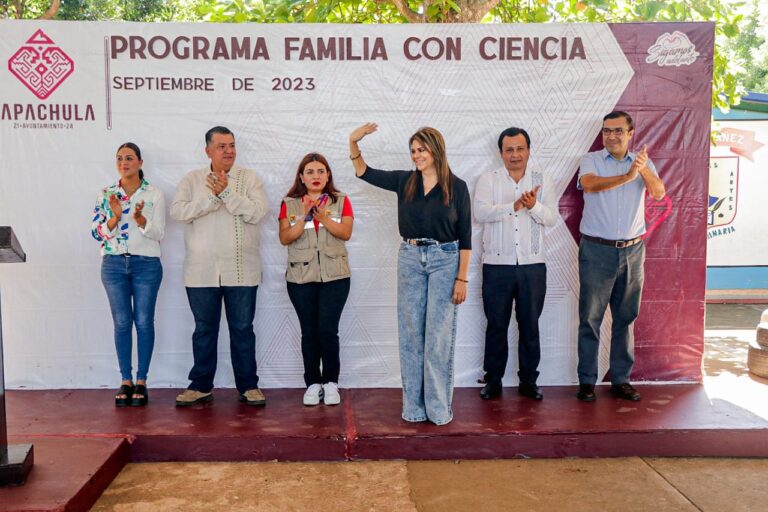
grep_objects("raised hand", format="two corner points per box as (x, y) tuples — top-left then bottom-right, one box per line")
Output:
(133, 200), (147, 228)
(627, 145), (648, 180)
(301, 195), (316, 221)
(349, 122), (378, 143)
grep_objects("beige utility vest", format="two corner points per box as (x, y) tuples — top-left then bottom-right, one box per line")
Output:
(284, 194), (351, 284)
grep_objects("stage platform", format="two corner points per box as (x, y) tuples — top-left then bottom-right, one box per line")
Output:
(3, 385), (767, 511)
(6, 385), (768, 462)
(1, 436), (129, 512)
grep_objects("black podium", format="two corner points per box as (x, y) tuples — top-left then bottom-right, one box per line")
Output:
(0, 227), (33, 486)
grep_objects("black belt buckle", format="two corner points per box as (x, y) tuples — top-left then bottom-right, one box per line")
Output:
(405, 238), (437, 246)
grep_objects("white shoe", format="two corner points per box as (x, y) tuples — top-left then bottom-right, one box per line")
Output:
(303, 384), (323, 406)
(323, 382), (341, 406)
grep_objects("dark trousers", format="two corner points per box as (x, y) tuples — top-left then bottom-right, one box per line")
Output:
(185, 286), (259, 394)
(482, 263), (546, 385)
(577, 238), (645, 385)
(287, 278), (350, 386)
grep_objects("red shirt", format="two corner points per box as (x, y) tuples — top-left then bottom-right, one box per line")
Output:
(279, 195), (354, 232)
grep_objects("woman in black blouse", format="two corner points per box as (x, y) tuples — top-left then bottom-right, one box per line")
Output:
(349, 123), (471, 425)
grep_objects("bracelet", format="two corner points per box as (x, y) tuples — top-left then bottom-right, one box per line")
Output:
(350, 153), (361, 160)
(455, 278), (468, 283)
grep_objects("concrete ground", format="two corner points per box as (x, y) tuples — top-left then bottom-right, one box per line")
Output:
(93, 304), (768, 512)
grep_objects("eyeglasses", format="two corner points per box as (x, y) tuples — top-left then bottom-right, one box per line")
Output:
(601, 128), (628, 136)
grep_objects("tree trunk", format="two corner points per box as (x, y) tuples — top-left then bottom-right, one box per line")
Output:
(40, 0), (60, 19)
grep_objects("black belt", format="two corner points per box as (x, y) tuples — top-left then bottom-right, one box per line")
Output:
(404, 238), (439, 246)
(582, 234), (642, 249)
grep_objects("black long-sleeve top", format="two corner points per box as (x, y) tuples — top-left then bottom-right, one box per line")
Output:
(359, 166), (472, 250)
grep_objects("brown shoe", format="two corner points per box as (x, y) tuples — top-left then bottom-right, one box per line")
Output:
(175, 389), (213, 407)
(239, 388), (266, 406)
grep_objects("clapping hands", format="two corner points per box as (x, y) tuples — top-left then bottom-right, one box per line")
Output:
(133, 200), (147, 228)
(513, 185), (541, 211)
(627, 145), (648, 180)
(206, 170), (228, 196)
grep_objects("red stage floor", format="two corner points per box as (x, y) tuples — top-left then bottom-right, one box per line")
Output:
(6, 385), (768, 462)
(1, 436), (129, 512)
(3, 385), (767, 511)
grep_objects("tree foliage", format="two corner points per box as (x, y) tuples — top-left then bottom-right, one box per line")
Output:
(1, 0), (196, 21)
(725, 0), (767, 93)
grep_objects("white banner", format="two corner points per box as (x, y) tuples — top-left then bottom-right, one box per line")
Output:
(0, 21), (633, 389)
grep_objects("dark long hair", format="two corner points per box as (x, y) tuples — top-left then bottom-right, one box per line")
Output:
(404, 127), (453, 205)
(285, 153), (340, 203)
(117, 142), (144, 180)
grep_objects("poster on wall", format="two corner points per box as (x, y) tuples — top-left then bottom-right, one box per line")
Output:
(709, 122), (768, 265)
(0, 21), (712, 388)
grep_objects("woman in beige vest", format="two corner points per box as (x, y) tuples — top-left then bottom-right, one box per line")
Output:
(279, 153), (354, 406)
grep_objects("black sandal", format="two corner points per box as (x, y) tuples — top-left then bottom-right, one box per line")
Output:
(131, 384), (148, 407)
(115, 384), (134, 407)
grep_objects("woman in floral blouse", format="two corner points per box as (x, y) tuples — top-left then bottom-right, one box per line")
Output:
(91, 142), (165, 407)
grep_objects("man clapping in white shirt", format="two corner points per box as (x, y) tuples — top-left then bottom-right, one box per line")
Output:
(474, 127), (559, 401)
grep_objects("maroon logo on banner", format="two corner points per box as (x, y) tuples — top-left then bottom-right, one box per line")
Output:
(645, 31), (699, 67)
(8, 29), (75, 100)
(644, 195), (672, 237)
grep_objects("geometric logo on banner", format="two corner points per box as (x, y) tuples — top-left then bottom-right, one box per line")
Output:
(8, 29), (75, 100)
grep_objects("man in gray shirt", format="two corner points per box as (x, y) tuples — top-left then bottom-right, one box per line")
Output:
(576, 111), (665, 402)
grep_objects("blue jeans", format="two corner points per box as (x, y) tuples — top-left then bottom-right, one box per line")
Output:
(397, 241), (459, 426)
(101, 255), (163, 382)
(577, 238), (645, 385)
(185, 286), (259, 394)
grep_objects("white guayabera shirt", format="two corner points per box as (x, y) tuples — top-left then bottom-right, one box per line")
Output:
(473, 167), (559, 266)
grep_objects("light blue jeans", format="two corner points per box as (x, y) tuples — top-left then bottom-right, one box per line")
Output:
(397, 240), (459, 426)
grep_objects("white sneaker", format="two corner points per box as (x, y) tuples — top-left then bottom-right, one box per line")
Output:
(323, 382), (341, 406)
(303, 384), (323, 406)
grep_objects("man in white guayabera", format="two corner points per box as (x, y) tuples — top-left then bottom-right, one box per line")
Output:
(474, 127), (559, 402)
(171, 126), (269, 408)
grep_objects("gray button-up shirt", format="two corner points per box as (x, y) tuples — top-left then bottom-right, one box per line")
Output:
(577, 149), (657, 240)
